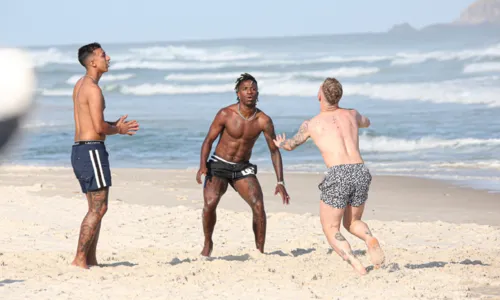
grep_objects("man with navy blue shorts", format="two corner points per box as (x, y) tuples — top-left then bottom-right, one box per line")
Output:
(71, 43), (139, 269)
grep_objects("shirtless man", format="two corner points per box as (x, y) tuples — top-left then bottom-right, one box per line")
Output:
(273, 77), (384, 275)
(71, 42), (139, 269)
(196, 73), (290, 256)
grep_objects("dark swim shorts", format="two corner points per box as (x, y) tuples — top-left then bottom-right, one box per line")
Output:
(206, 153), (257, 183)
(71, 141), (112, 193)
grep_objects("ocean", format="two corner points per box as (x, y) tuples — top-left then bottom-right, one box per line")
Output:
(5, 28), (500, 192)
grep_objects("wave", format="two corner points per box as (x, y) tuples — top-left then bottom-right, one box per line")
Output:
(164, 67), (380, 81)
(28, 48), (74, 68)
(391, 43), (500, 65)
(463, 62), (500, 74)
(39, 88), (73, 96)
(359, 135), (500, 153)
(21, 121), (67, 129)
(119, 83), (234, 95)
(65, 73), (135, 84)
(432, 160), (500, 170)
(28, 46), (262, 69)
(261, 77), (500, 106)
(128, 46), (261, 62)
(29, 43), (500, 70)
(39, 76), (500, 106)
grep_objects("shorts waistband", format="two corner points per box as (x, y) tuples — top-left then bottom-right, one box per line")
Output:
(211, 154), (237, 165)
(325, 163), (365, 173)
(73, 140), (105, 146)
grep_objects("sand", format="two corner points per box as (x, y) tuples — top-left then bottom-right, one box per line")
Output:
(1, 165), (500, 299)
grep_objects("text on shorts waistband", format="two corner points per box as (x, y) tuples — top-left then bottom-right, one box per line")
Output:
(73, 140), (104, 146)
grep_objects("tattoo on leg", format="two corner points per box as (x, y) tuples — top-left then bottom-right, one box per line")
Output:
(340, 249), (354, 265)
(365, 229), (373, 237)
(78, 225), (93, 253)
(90, 189), (107, 213)
(76, 188), (107, 258)
(335, 232), (347, 241)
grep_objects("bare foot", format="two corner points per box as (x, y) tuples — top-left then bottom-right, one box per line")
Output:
(71, 257), (89, 269)
(343, 254), (367, 276)
(367, 237), (385, 267)
(349, 258), (368, 276)
(200, 241), (213, 257)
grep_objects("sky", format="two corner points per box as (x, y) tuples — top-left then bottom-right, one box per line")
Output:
(3, 0), (476, 47)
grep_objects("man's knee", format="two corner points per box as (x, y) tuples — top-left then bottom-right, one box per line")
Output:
(98, 203), (108, 217)
(252, 200), (265, 215)
(203, 195), (220, 212)
(88, 189), (108, 217)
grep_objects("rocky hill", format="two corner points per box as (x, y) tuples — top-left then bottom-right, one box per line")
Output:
(455, 0), (500, 24)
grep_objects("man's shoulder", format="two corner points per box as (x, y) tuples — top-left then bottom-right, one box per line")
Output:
(217, 104), (237, 117)
(79, 81), (102, 96)
(256, 109), (271, 121)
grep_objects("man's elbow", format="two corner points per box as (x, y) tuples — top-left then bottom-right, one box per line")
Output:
(202, 138), (214, 149)
(94, 123), (105, 134)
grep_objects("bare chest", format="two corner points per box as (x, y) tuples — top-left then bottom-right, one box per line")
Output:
(224, 117), (262, 140)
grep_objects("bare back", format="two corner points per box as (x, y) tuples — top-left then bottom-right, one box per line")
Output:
(308, 109), (364, 168)
(72, 77), (105, 142)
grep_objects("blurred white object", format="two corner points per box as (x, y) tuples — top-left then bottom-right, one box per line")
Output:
(0, 48), (37, 151)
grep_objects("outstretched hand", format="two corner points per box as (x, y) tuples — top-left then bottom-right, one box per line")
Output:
(275, 184), (290, 205)
(273, 133), (286, 149)
(116, 114), (140, 135)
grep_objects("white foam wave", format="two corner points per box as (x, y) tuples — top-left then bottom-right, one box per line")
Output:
(114, 57), (387, 71)
(463, 62), (500, 74)
(39, 88), (73, 96)
(28, 48), (74, 68)
(360, 135), (500, 153)
(432, 161), (500, 170)
(41, 76), (500, 107)
(21, 121), (65, 129)
(261, 77), (500, 106)
(28, 43), (500, 70)
(65, 73), (135, 85)
(129, 46), (261, 62)
(165, 72), (283, 81)
(391, 43), (500, 65)
(119, 83), (234, 96)
(164, 67), (379, 81)
(111, 60), (228, 70)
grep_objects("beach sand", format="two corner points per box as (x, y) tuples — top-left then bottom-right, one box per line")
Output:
(1, 165), (499, 299)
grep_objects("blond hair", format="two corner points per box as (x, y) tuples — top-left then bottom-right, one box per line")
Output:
(322, 78), (343, 105)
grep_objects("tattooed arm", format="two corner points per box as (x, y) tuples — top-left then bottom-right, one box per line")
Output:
(273, 120), (310, 151)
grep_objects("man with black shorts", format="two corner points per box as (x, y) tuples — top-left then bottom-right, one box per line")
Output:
(196, 73), (290, 256)
(71, 43), (139, 269)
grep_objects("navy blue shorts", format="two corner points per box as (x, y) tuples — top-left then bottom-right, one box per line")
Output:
(71, 141), (112, 193)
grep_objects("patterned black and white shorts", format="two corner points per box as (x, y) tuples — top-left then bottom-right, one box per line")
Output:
(318, 163), (372, 209)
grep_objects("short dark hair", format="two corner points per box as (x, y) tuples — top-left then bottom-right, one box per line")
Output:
(234, 73), (258, 102)
(322, 77), (343, 105)
(78, 42), (101, 67)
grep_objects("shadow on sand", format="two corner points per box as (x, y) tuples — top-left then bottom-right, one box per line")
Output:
(98, 261), (138, 268)
(0, 279), (24, 287)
